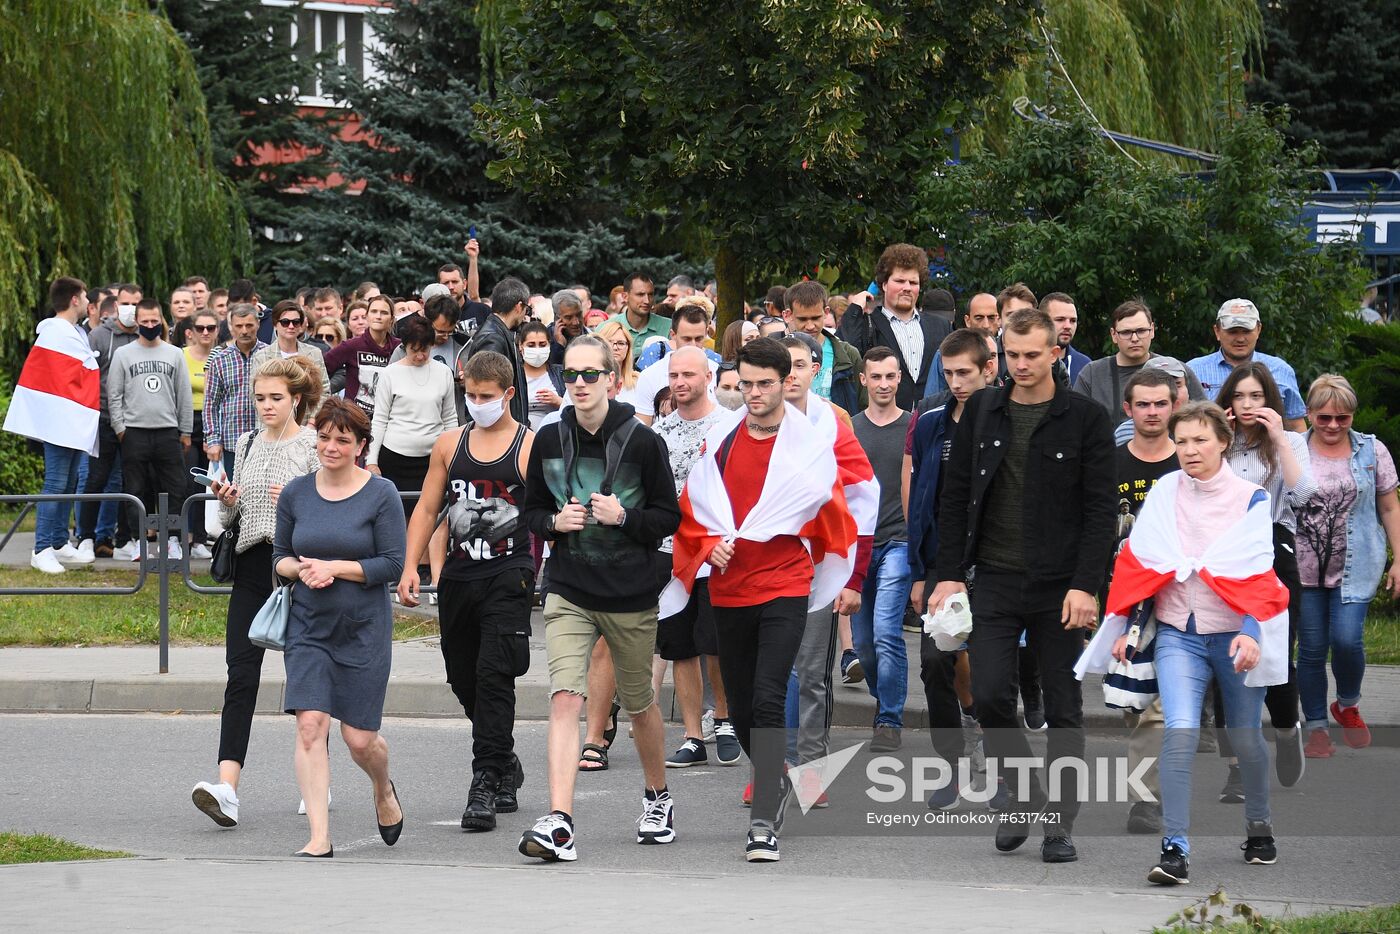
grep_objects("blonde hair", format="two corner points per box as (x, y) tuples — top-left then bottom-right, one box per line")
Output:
(594, 320), (637, 388)
(253, 355), (322, 424)
(1307, 373), (1358, 414)
(675, 294), (715, 319)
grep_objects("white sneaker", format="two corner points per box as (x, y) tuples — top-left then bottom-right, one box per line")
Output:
(519, 812), (578, 862)
(190, 543), (212, 560)
(55, 542), (92, 564)
(127, 541), (146, 562)
(75, 539), (96, 563)
(297, 789), (332, 815)
(110, 541), (134, 561)
(30, 548), (66, 575)
(191, 781), (239, 828)
(701, 709), (717, 743)
(636, 790), (676, 844)
(167, 537), (183, 561)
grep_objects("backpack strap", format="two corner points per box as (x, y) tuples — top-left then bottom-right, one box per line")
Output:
(599, 418), (639, 496)
(713, 424), (742, 476)
(557, 419), (576, 502)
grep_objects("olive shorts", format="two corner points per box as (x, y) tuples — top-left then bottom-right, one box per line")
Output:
(543, 593), (658, 715)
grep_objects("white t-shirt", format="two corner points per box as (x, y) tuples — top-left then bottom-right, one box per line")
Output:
(631, 357), (719, 418)
(526, 371), (557, 432)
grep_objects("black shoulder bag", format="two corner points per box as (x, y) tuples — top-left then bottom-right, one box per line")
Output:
(209, 431), (258, 583)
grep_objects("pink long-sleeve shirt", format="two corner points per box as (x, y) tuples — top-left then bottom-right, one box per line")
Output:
(1154, 463), (1262, 635)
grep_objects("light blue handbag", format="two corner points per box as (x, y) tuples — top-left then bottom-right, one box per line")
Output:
(248, 580), (293, 652)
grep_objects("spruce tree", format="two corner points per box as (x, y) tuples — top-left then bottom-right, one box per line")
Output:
(1247, 0), (1400, 168)
(285, 0), (695, 298)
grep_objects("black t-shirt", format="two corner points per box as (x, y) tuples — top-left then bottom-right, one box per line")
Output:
(1107, 444), (1179, 594)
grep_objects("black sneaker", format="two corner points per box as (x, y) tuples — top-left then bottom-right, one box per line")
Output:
(1022, 705), (1047, 732)
(1219, 764), (1244, 804)
(745, 825), (780, 862)
(1126, 801), (1162, 835)
(495, 754), (524, 814)
(840, 650), (864, 685)
(1242, 821), (1277, 865)
(928, 784), (960, 811)
(461, 771), (499, 832)
(1148, 844), (1189, 885)
(1041, 834), (1077, 863)
(870, 725), (902, 752)
(713, 719), (742, 766)
(1275, 725), (1305, 788)
(666, 737), (708, 768)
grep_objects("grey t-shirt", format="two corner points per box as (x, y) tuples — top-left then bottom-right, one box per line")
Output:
(107, 341), (193, 435)
(976, 398), (1050, 572)
(852, 410), (912, 547)
(1073, 353), (1206, 424)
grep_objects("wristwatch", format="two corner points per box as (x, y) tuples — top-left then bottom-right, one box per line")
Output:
(615, 507), (627, 527)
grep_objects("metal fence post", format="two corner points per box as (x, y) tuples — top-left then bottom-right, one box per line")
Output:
(158, 492), (169, 674)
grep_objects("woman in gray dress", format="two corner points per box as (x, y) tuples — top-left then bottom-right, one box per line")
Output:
(274, 396), (407, 857)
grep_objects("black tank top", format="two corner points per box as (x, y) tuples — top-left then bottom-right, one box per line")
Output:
(440, 423), (532, 582)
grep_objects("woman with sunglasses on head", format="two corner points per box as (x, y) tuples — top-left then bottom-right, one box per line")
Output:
(1296, 375), (1400, 758)
(1211, 363), (1315, 793)
(274, 396), (407, 858)
(191, 356), (322, 830)
(182, 310), (221, 557)
(250, 300), (331, 410)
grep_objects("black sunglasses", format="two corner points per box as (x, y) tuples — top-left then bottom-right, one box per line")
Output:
(192, 324), (218, 333)
(562, 368), (606, 384)
(717, 361), (738, 373)
(758, 315), (784, 325)
(277, 318), (303, 327)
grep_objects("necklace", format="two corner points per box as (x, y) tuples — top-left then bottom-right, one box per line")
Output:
(746, 421), (780, 435)
(405, 360), (432, 388)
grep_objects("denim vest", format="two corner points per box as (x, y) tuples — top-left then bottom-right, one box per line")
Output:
(1308, 430), (1387, 603)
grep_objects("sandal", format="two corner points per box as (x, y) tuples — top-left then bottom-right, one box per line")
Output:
(602, 702), (621, 747)
(578, 742), (610, 772)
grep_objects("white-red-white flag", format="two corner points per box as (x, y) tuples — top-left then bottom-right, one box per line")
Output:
(4, 317), (100, 456)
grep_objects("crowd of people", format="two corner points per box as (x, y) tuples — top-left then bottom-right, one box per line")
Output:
(10, 239), (1399, 877)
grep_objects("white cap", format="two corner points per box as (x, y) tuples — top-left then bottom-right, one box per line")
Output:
(1216, 298), (1260, 330)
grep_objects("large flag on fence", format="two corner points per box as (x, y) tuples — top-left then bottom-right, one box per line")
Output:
(1076, 469), (1291, 689)
(3, 317), (100, 456)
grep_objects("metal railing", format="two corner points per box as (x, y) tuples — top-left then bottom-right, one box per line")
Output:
(2, 489), (437, 674)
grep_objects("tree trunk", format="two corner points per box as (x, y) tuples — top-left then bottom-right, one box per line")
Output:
(714, 241), (747, 336)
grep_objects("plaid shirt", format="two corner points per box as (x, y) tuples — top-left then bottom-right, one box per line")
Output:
(1184, 349), (1306, 420)
(202, 340), (267, 449)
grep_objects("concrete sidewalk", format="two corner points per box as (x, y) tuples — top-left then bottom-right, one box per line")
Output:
(4, 531), (1400, 730)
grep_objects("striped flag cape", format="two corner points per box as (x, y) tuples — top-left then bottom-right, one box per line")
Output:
(3, 317), (100, 456)
(660, 395), (874, 617)
(1076, 468), (1291, 688)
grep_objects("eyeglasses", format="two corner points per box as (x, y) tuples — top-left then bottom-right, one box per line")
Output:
(737, 378), (782, 394)
(192, 324), (218, 333)
(1114, 327), (1152, 340)
(758, 316), (785, 325)
(607, 340), (630, 350)
(277, 318), (303, 328)
(562, 368), (606, 384)
(1311, 413), (1353, 426)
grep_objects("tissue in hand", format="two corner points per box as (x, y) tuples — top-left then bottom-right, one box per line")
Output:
(923, 592), (973, 652)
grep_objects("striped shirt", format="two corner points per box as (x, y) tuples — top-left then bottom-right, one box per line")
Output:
(1225, 430), (1316, 532)
(202, 340), (267, 450)
(1185, 350), (1306, 420)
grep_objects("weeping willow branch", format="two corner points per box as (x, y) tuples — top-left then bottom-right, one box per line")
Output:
(0, 0), (249, 368)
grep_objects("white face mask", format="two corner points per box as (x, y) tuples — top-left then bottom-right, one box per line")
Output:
(467, 396), (506, 428)
(715, 388), (745, 410)
(117, 304), (137, 327)
(521, 347), (551, 368)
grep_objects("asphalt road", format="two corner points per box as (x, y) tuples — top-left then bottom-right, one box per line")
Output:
(1, 714), (1396, 932)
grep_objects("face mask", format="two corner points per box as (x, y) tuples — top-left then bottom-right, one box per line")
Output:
(118, 304), (137, 327)
(715, 388), (745, 411)
(467, 397), (506, 428)
(521, 347), (551, 368)
(137, 323), (163, 341)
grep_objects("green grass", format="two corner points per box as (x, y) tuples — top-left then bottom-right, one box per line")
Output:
(0, 832), (129, 864)
(1157, 902), (1400, 932)
(0, 568), (438, 646)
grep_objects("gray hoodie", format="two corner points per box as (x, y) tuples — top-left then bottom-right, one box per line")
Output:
(108, 341), (193, 436)
(88, 318), (139, 417)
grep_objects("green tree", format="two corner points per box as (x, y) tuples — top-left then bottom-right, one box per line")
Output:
(284, 0), (697, 299)
(918, 108), (1367, 379)
(0, 0), (248, 367)
(1246, 0), (1400, 168)
(158, 0), (330, 286)
(477, 0), (1038, 327)
(1340, 323), (1400, 457)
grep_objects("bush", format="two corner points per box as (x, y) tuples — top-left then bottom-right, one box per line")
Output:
(1338, 321), (1400, 458)
(0, 383), (46, 495)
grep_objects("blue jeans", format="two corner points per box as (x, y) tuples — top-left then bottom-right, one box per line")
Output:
(850, 540), (911, 728)
(1155, 622), (1270, 854)
(1298, 587), (1369, 728)
(36, 443), (84, 552)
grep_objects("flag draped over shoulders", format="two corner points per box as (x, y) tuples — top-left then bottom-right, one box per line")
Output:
(4, 318), (100, 456)
(1076, 470), (1291, 688)
(662, 399), (862, 616)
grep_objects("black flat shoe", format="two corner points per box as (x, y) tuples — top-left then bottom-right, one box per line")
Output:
(294, 847), (333, 858)
(378, 781), (403, 846)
